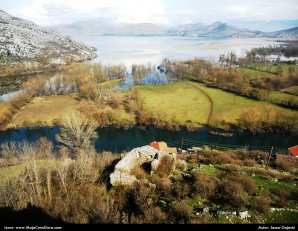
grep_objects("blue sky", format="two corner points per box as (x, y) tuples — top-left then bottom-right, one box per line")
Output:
(0, 0), (297, 31)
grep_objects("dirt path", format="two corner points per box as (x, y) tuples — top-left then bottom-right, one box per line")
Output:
(186, 82), (214, 125)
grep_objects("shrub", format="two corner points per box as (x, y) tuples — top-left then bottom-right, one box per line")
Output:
(243, 159), (256, 167)
(108, 94), (122, 109)
(9, 91), (33, 110)
(172, 182), (190, 198)
(152, 175), (172, 195)
(229, 174), (257, 195)
(214, 181), (248, 209)
(156, 155), (175, 177)
(245, 151), (268, 162)
(172, 200), (193, 224)
(194, 173), (216, 198)
(175, 159), (187, 171)
(251, 196), (270, 214)
(276, 158), (293, 173)
(272, 188), (290, 208)
(133, 206), (168, 224)
(131, 166), (148, 180)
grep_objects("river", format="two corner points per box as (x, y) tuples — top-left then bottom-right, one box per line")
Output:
(0, 126), (295, 154)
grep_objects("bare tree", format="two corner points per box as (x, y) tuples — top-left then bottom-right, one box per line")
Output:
(56, 113), (97, 155)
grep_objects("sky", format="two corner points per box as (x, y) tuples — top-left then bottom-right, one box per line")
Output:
(1, 0), (298, 31)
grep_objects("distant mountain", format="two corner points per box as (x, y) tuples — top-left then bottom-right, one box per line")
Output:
(264, 27), (298, 38)
(0, 10), (96, 64)
(167, 22), (264, 38)
(51, 21), (298, 39)
(52, 22), (167, 36)
(111, 23), (167, 36)
(167, 23), (206, 36)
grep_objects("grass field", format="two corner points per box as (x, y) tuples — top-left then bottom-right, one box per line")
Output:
(7, 95), (79, 128)
(186, 82), (298, 127)
(2, 81), (298, 130)
(139, 83), (210, 126)
(140, 81), (298, 129)
(239, 68), (276, 79)
(5, 93), (135, 129)
(281, 86), (298, 96)
(267, 90), (298, 105)
(256, 64), (296, 74)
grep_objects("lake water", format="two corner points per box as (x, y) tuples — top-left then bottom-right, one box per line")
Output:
(0, 126), (295, 154)
(79, 36), (282, 66)
(0, 36), (284, 99)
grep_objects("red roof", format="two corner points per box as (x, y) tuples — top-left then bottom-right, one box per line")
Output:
(288, 145), (298, 157)
(150, 141), (160, 151)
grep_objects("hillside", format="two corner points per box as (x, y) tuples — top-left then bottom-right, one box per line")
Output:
(0, 10), (96, 64)
(52, 21), (298, 38)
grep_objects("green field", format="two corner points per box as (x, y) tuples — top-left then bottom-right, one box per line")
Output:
(2, 81), (298, 130)
(267, 90), (298, 105)
(186, 82), (298, 126)
(7, 95), (79, 128)
(281, 86), (298, 96)
(256, 64), (297, 74)
(240, 68), (275, 79)
(139, 81), (298, 129)
(139, 83), (210, 126)
(5, 93), (135, 129)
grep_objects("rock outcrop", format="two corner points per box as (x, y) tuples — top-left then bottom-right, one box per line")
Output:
(0, 10), (96, 64)
(110, 145), (183, 186)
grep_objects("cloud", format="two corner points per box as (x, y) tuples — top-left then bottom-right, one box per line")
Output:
(9, 0), (167, 26)
(4, 0), (298, 27)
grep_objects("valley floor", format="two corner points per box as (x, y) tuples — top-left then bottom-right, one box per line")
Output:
(2, 81), (297, 132)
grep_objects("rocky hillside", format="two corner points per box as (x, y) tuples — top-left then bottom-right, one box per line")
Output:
(0, 10), (96, 64)
(52, 21), (298, 39)
(265, 27), (298, 38)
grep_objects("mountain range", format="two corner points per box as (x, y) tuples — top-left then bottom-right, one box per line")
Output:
(0, 9), (297, 65)
(0, 10), (96, 64)
(51, 21), (298, 38)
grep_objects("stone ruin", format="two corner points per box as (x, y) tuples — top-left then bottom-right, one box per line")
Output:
(110, 145), (186, 186)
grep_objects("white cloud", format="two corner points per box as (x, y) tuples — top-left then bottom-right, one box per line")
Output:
(2, 0), (298, 27)
(8, 0), (167, 26)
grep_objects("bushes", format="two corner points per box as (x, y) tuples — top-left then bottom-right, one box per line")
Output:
(228, 173), (257, 195)
(243, 159), (256, 167)
(171, 200), (193, 223)
(9, 91), (33, 110)
(156, 155), (175, 177)
(213, 180), (248, 209)
(194, 173), (216, 198)
(275, 158), (293, 173)
(272, 188), (291, 208)
(251, 196), (270, 214)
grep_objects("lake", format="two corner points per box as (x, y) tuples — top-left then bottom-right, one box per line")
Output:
(79, 36), (282, 66)
(0, 126), (295, 154)
(0, 36), (285, 100)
